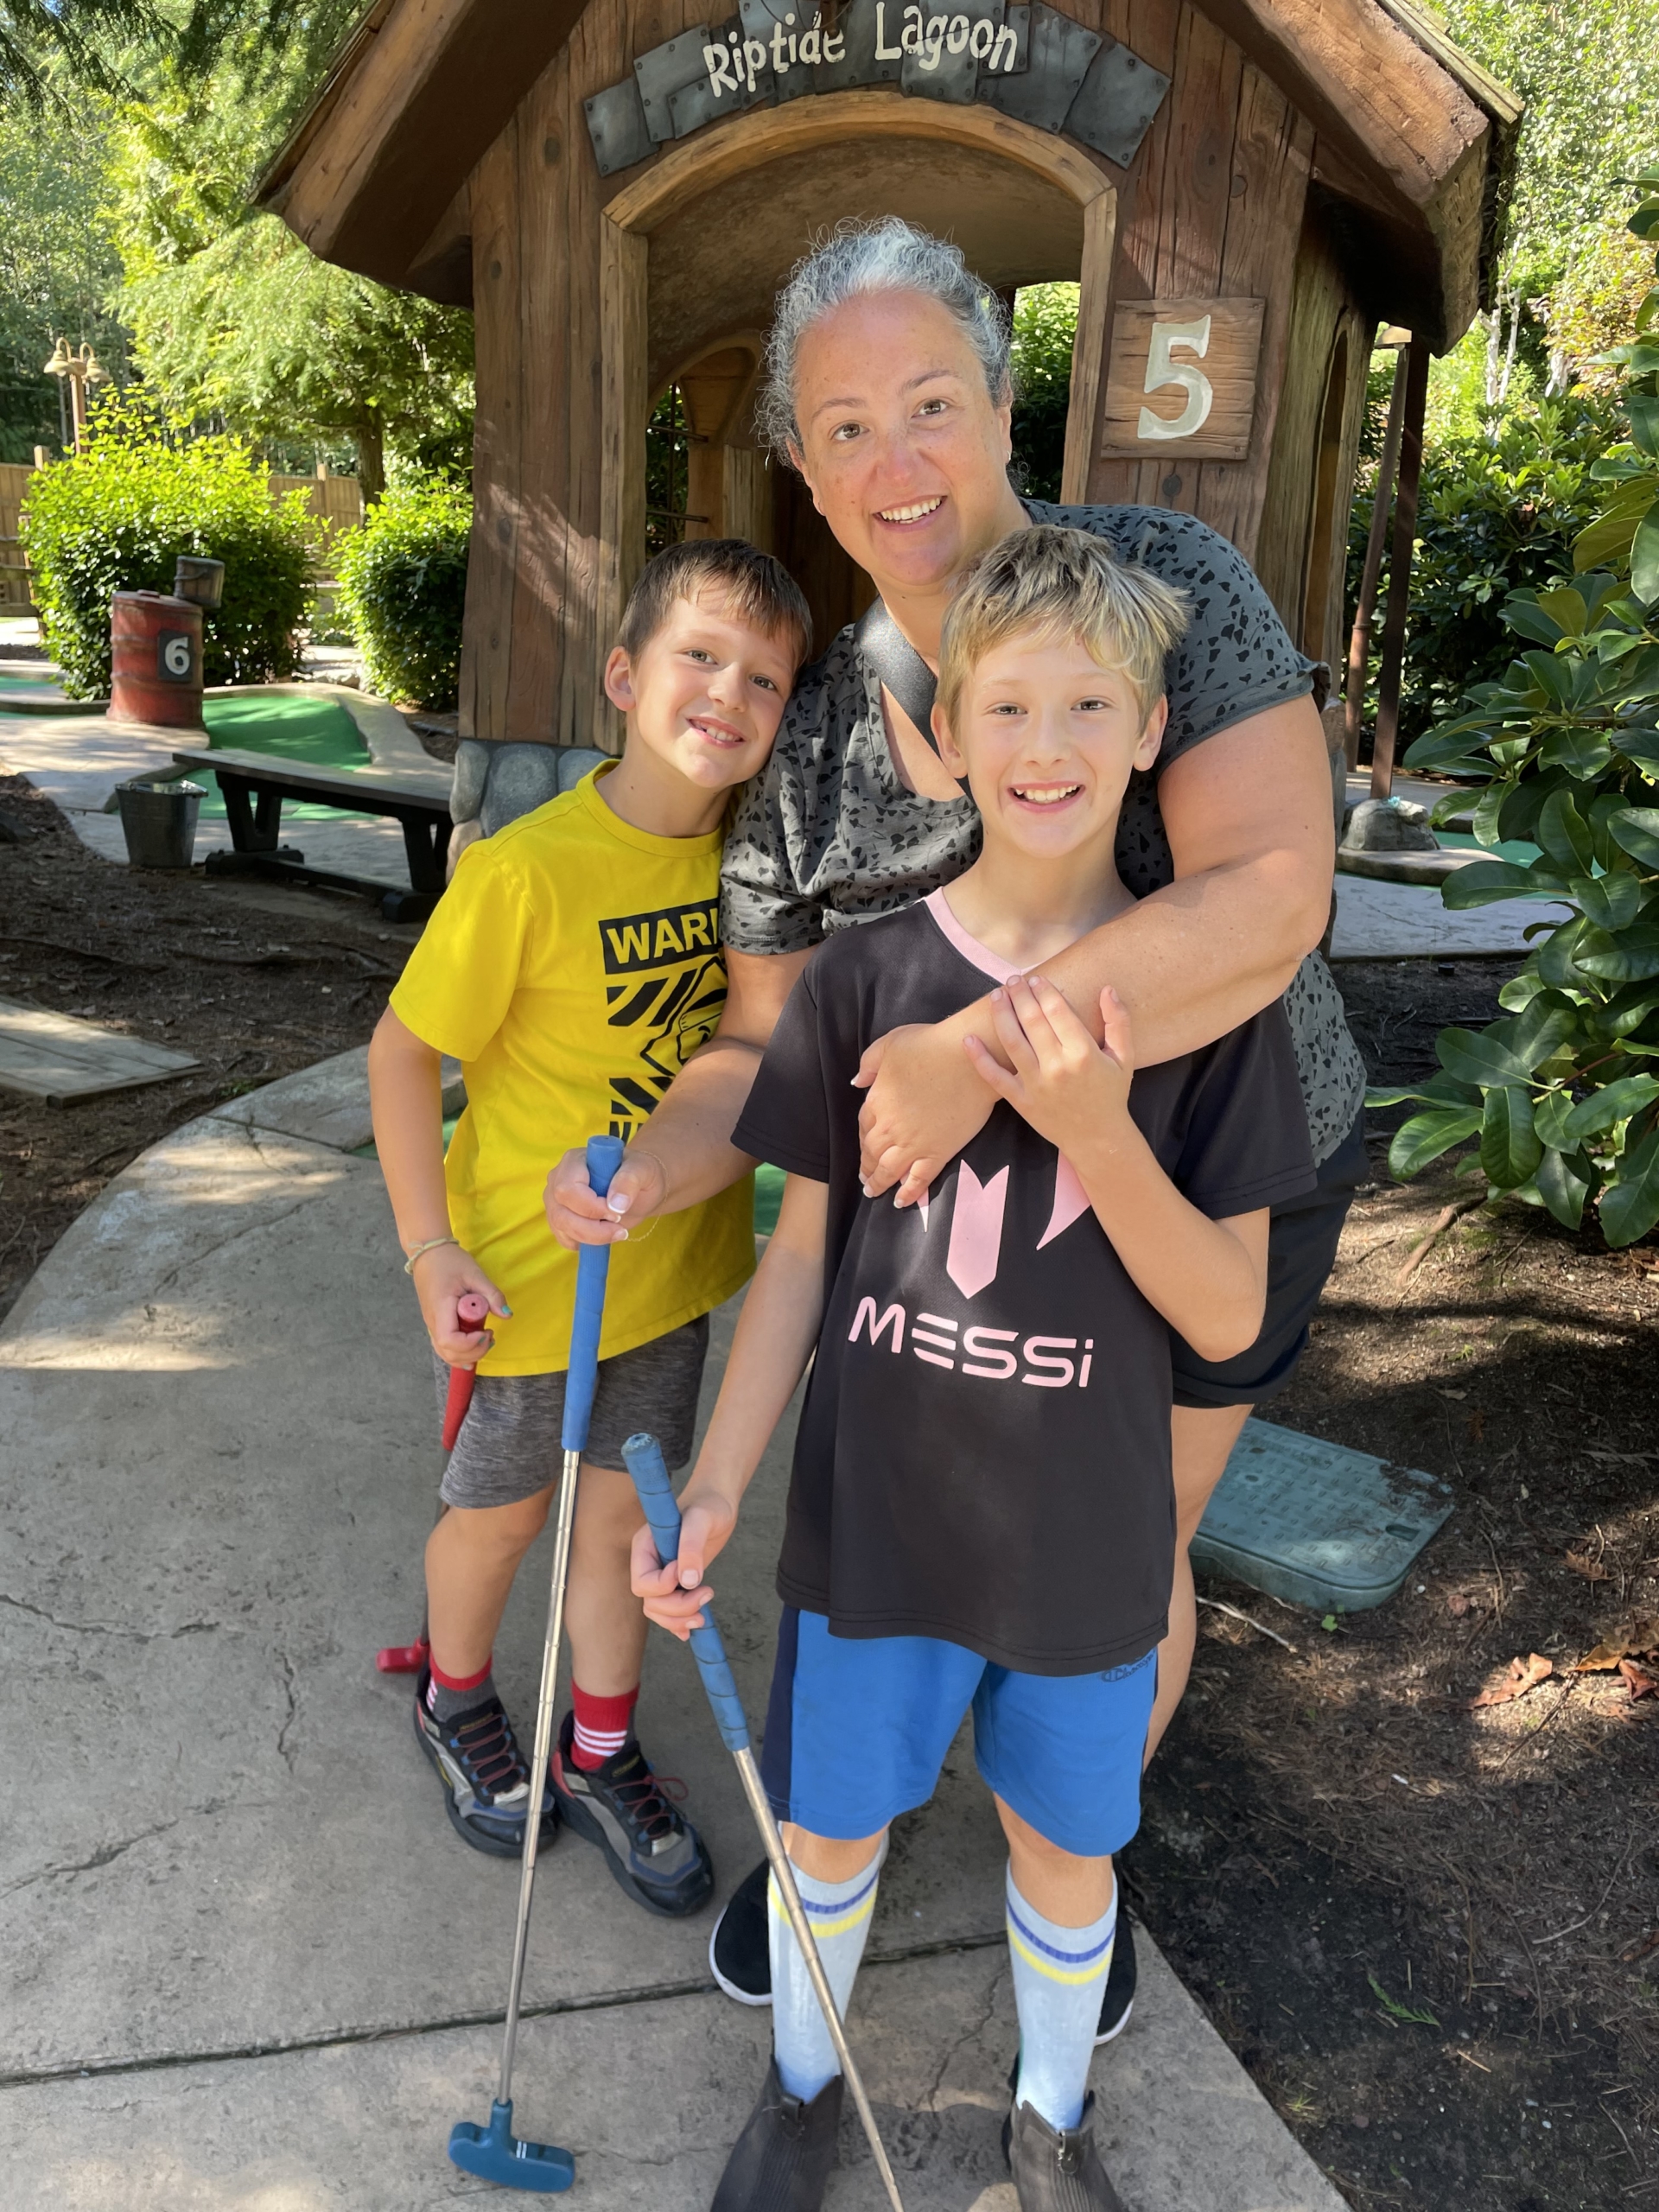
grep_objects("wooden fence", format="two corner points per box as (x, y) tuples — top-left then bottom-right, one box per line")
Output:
(0, 463), (366, 616)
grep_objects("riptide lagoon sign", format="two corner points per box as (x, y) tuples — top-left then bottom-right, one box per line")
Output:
(583, 0), (1170, 178)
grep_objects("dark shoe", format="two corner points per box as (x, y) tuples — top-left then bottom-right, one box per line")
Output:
(710, 1856), (772, 2005)
(1094, 1913), (1135, 2045)
(412, 1669), (554, 1858)
(550, 1712), (713, 1917)
(1007, 2091), (1125, 2211)
(712, 2057), (842, 2211)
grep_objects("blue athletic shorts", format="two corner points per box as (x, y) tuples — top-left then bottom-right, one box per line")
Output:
(760, 1608), (1157, 1859)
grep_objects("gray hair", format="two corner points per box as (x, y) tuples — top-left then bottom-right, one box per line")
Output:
(756, 217), (1013, 458)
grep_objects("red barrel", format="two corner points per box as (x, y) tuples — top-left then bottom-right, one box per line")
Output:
(109, 592), (206, 730)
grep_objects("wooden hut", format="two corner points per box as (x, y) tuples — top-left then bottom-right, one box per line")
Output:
(260, 0), (1517, 766)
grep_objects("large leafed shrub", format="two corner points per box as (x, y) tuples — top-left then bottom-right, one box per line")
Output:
(1370, 168), (1659, 1248)
(334, 478), (470, 711)
(22, 397), (316, 698)
(1346, 395), (1618, 746)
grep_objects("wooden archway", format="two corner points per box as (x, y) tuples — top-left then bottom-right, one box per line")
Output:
(594, 92), (1117, 677)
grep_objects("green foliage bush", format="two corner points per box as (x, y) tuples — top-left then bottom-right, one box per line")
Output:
(1370, 168), (1659, 1248)
(1010, 283), (1078, 503)
(1346, 395), (1618, 744)
(334, 478), (470, 711)
(22, 397), (315, 697)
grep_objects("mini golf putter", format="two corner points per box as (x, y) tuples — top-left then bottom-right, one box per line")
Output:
(622, 1431), (908, 2212)
(448, 1132), (626, 2196)
(376, 1297), (490, 1675)
(442, 1291), (492, 1451)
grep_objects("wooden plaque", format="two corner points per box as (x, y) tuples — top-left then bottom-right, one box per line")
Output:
(1098, 297), (1266, 462)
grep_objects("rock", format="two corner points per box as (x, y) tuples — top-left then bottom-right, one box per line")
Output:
(1341, 795), (1440, 854)
(448, 739), (613, 840)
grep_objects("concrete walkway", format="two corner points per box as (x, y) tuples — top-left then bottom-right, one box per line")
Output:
(0, 1051), (1347, 2211)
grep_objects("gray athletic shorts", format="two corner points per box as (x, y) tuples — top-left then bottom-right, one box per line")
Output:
(435, 1316), (710, 1510)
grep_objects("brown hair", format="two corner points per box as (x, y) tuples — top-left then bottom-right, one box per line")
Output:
(618, 537), (812, 669)
(937, 524), (1189, 732)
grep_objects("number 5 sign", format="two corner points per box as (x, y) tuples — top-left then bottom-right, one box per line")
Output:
(1098, 297), (1265, 462)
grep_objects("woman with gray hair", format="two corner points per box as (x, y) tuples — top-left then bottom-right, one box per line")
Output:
(550, 204), (1363, 2116)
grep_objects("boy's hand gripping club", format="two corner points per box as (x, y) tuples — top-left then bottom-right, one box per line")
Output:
(621, 1433), (907, 2212)
(448, 1133), (626, 2194)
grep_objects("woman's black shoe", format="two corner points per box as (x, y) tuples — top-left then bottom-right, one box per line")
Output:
(709, 1856), (772, 2005)
(1094, 1912), (1135, 2044)
(711, 2058), (842, 2210)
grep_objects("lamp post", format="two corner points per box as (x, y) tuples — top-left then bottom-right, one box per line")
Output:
(42, 340), (107, 453)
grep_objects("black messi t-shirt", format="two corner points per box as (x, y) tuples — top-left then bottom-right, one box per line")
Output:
(734, 893), (1317, 1675)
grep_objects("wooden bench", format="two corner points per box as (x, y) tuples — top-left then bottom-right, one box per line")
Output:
(171, 745), (454, 923)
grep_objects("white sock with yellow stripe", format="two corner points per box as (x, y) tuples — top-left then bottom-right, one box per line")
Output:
(769, 1838), (887, 2103)
(1006, 1864), (1116, 2132)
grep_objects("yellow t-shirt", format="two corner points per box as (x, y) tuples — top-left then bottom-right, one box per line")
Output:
(390, 766), (754, 1374)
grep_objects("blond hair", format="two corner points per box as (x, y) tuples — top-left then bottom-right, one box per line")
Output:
(936, 525), (1190, 733)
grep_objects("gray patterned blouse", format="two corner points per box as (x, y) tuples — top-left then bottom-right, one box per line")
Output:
(721, 500), (1365, 1166)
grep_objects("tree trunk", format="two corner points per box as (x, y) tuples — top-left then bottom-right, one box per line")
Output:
(354, 416), (386, 505)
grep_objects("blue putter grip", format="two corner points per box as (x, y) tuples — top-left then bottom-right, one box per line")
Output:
(561, 1135), (626, 1454)
(622, 1433), (750, 1753)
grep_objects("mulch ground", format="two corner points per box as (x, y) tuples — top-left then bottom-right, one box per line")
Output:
(1137, 955), (1659, 2212)
(3, 795), (1655, 2209)
(0, 771), (410, 1321)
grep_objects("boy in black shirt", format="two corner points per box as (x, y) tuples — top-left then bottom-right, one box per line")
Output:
(634, 528), (1315, 2211)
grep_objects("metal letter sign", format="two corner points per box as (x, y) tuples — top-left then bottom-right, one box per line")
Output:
(583, 0), (1166, 175)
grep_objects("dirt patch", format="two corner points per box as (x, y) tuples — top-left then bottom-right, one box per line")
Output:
(1136, 957), (1659, 2211)
(0, 772), (411, 1321)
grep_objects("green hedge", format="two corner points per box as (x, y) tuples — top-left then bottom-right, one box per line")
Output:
(335, 479), (470, 711)
(22, 398), (316, 699)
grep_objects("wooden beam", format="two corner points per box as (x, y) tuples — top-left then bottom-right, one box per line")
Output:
(261, 0), (585, 291)
(1370, 333), (1430, 799)
(603, 87), (1112, 235)
(596, 219), (648, 754)
(1061, 190), (1118, 503)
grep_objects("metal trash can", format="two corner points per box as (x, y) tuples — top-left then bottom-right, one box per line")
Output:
(116, 777), (206, 869)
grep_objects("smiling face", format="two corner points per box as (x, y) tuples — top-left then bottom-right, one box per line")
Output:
(787, 290), (1024, 606)
(603, 588), (798, 795)
(934, 628), (1167, 863)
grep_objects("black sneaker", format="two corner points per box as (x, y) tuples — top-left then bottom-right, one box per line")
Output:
(1094, 1913), (1135, 2045)
(709, 1855), (772, 2004)
(712, 2057), (842, 2211)
(550, 1712), (713, 1917)
(1007, 2091), (1125, 2211)
(412, 1669), (555, 1858)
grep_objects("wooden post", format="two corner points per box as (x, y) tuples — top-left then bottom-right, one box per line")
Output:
(1369, 337), (1429, 802)
(1344, 342), (1408, 772)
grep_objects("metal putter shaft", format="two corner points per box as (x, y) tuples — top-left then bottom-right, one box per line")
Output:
(621, 1431), (907, 2212)
(448, 1132), (627, 2195)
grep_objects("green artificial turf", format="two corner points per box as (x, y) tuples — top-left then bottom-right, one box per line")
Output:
(195, 691), (373, 822)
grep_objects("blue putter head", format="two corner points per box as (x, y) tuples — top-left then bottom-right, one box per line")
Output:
(448, 2101), (575, 2194)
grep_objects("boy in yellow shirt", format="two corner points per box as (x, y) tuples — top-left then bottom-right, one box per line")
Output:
(368, 539), (810, 1910)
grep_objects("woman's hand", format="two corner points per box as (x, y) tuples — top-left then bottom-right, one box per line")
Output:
(963, 976), (1135, 1157)
(854, 1020), (997, 1206)
(413, 1242), (510, 1365)
(630, 1487), (738, 1639)
(544, 1146), (667, 1249)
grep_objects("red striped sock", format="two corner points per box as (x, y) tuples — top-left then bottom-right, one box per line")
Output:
(571, 1682), (639, 1770)
(427, 1654), (493, 1719)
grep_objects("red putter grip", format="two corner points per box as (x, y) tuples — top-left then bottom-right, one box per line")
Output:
(440, 1294), (491, 1452)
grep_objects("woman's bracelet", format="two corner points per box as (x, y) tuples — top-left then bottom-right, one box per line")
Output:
(403, 1235), (460, 1274)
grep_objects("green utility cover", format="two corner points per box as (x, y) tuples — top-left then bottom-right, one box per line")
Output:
(1193, 1419), (1454, 1614)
